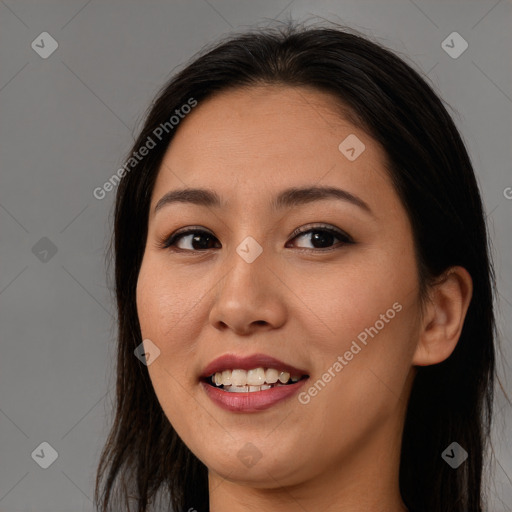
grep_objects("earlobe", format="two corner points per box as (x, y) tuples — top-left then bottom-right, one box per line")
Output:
(412, 266), (473, 367)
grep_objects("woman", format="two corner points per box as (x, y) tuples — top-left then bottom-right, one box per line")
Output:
(95, 22), (496, 512)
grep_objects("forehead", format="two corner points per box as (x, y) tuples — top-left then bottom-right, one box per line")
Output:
(150, 85), (393, 213)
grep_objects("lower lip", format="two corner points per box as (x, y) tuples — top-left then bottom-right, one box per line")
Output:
(201, 379), (308, 412)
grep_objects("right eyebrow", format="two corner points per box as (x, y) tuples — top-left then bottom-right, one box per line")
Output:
(154, 188), (224, 214)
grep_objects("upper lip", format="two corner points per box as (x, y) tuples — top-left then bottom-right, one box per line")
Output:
(200, 353), (309, 379)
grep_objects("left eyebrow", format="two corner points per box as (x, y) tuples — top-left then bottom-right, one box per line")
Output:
(153, 185), (373, 216)
(271, 185), (373, 216)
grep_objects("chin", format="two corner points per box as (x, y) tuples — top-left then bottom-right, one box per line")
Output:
(203, 444), (312, 489)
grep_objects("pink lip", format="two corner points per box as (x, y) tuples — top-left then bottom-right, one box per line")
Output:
(199, 353), (309, 413)
(200, 353), (309, 378)
(201, 378), (308, 412)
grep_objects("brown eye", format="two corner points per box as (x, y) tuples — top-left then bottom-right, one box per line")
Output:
(287, 225), (353, 251)
(161, 229), (221, 251)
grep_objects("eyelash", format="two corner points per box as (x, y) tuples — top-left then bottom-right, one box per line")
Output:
(157, 224), (354, 253)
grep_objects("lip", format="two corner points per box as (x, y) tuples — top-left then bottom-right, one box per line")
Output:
(200, 353), (309, 378)
(201, 378), (308, 412)
(199, 353), (310, 413)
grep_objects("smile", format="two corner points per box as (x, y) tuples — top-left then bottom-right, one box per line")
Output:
(199, 353), (310, 412)
(208, 367), (305, 392)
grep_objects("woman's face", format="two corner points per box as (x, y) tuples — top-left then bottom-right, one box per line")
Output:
(136, 85), (422, 490)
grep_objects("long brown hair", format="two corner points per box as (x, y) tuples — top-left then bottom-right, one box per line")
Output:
(95, 21), (497, 512)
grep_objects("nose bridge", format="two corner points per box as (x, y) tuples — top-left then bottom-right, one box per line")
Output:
(221, 233), (268, 301)
(208, 229), (286, 333)
(223, 200), (269, 281)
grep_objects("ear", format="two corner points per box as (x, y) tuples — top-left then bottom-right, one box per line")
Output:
(412, 266), (473, 366)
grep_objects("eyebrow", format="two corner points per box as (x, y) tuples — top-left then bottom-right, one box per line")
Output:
(154, 185), (373, 216)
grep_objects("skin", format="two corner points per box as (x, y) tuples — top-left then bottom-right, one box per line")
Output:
(136, 85), (473, 512)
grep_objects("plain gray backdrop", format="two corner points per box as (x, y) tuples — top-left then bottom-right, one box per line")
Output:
(0, 1), (511, 511)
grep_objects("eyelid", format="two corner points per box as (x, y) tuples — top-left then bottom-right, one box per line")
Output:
(156, 225), (213, 249)
(288, 223), (353, 243)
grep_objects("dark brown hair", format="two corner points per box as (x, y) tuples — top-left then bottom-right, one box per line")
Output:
(95, 21), (497, 512)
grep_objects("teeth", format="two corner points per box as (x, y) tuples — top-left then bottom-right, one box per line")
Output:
(230, 385), (248, 392)
(221, 370), (232, 386)
(211, 367), (302, 388)
(278, 371), (291, 384)
(225, 383), (287, 393)
(231, 369), (246, 387)
(247, 368), (265, 386)
(265, 368), (279, 384)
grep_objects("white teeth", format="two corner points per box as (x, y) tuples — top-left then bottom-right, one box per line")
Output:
(227, 385), (249, 393)
(278, 371), (291, 384)
(221, 369), (232, 386)
(224, 382), (293, 393)
(247, 367), (265, 386)
(231, 369), (247, 386)
(265, 368), (279, 384)
(210, 368), (303, 388)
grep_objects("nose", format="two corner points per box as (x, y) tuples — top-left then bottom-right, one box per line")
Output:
(208, 243), (287, 336)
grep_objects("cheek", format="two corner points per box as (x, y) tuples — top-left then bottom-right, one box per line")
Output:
(136, 256), (211, 393)
(137, 258), (194, 342)
(136, 260), (156, 332)
(136, 259), (199, 429)
(297, 255), (417, 347)
(295, 249), (420, 412)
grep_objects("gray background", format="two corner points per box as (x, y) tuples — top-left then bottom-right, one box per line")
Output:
(0, 1), (511, 511)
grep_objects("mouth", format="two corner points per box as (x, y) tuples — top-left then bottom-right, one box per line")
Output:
(199, 353), (310, 412)
(201, 368), (309, 393)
